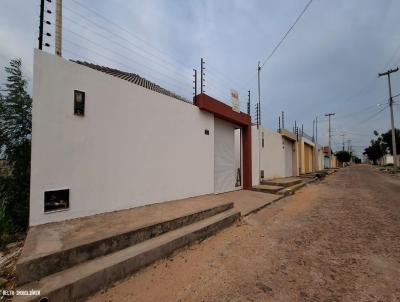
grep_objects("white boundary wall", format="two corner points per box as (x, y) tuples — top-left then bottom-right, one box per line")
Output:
(251, 126), (297, 185)
(31, 50), (214, 225)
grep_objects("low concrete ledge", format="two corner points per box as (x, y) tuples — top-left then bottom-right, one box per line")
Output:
(14, 209), (240, 302)
(17, 202), (233, 286)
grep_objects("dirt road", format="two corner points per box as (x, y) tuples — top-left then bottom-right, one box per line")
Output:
(88, 165), (400, 302)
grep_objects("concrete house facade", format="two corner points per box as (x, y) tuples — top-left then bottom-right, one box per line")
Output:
(251, 126), (298, 185)
(322, 146), (338, 168)
(297, 136), (316, 174)
(30, 50), (251, 226)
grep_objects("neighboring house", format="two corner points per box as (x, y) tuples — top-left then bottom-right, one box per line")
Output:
(377, 154), (400, 165)
(322, 146), (338, 168)
(316, 145), (325, 171)
(30, 50), (252, 226)
(251, 126), (298, 185)
(297, 135), (316, 174)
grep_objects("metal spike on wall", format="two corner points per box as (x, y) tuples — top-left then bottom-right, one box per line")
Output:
(200, 58), (205, 93)
(193, 69), (197, 99)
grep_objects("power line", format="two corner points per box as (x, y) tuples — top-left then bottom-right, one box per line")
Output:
(61, 4), (193, 77)
(62, 36), (191, 92)
(61, 40), (191, 100)
(260, 0), (313, 68)
(357, 104), (389, 124)
(238, 0), (314, 92)
(68, 0), (193, 72)
(58, 21), (192, 84)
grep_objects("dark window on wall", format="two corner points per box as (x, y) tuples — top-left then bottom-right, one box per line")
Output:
(262, 132), (264, 148)
(74, 90), (85, 116)
(260, 170), (264, 179)
(44, 189), (70, 212)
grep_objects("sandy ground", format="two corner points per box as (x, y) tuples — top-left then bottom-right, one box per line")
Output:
(88, 165), (400, 302)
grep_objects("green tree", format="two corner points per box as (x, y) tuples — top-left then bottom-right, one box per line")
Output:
(335, 150), (351, 163)
(0, 59), (32, 246)
(363, 133), (386, 165)
(380, 128), (400, 155)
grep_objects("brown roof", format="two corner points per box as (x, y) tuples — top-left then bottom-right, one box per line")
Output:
(73, 61), (190, 103)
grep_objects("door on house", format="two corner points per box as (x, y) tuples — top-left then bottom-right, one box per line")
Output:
(214, 118), (236, 194)
(284, 139), (293, 177)
(304, 144), (311, 173)
(234, 128), (242, 190)
(324, 156), (330, 168)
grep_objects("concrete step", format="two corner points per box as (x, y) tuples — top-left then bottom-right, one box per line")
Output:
(17, 202), (233, 285)
(277, 178), (316, 196)
(252, 184), (284, 194)
(14, 208), (240, 302)
(261, 178), (302, 187)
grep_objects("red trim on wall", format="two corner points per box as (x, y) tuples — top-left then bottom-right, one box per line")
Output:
(194, 93), (252, 190)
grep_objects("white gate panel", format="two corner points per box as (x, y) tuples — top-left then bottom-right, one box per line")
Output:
(214, 118), (235, 194)
(284, 139), (294, 177)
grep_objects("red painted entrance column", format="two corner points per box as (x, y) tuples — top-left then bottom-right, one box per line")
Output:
(194, 93), (252, 190)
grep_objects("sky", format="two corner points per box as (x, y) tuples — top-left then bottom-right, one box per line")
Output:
(1, 0), (400, 156)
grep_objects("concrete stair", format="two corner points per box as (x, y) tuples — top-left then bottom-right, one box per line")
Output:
(261, 178), (302, 187)
(300, 171), (326, 179)
(15, 204), (239, 302)
(252, 184), (284, 194)
(277, 178), (316, 196)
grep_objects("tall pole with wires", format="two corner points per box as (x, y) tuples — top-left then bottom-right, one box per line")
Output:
(340, 133), (345, 151)
(257, 61), (261, 129)
(315, 116), (318, 169)
(257, 61), (262, 183)
(379, 67), (399, 172)
(325, 113), (335, 168)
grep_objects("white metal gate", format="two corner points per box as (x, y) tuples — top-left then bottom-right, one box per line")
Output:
(214, 118), (236, 194)
(284, 139), (294, 177)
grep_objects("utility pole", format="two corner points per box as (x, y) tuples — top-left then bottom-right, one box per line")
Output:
(55, 0), (62, 56)
(347, 139), (351, 152)
(325, 113), (335, 168)
(312, 119), (315, 141)
(315, 116), (318, 169)
(340, 133), (345, 151)
(378, 67), (399, 171)
(256, 61), (262, 183)
(257, 61), (261, 130)
(38, 0), (45, 50)
(200, 58), (205, 93)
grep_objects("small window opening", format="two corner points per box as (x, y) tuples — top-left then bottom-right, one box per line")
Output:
(44, 189), (69, 212)
(74, 90), (85, 116)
